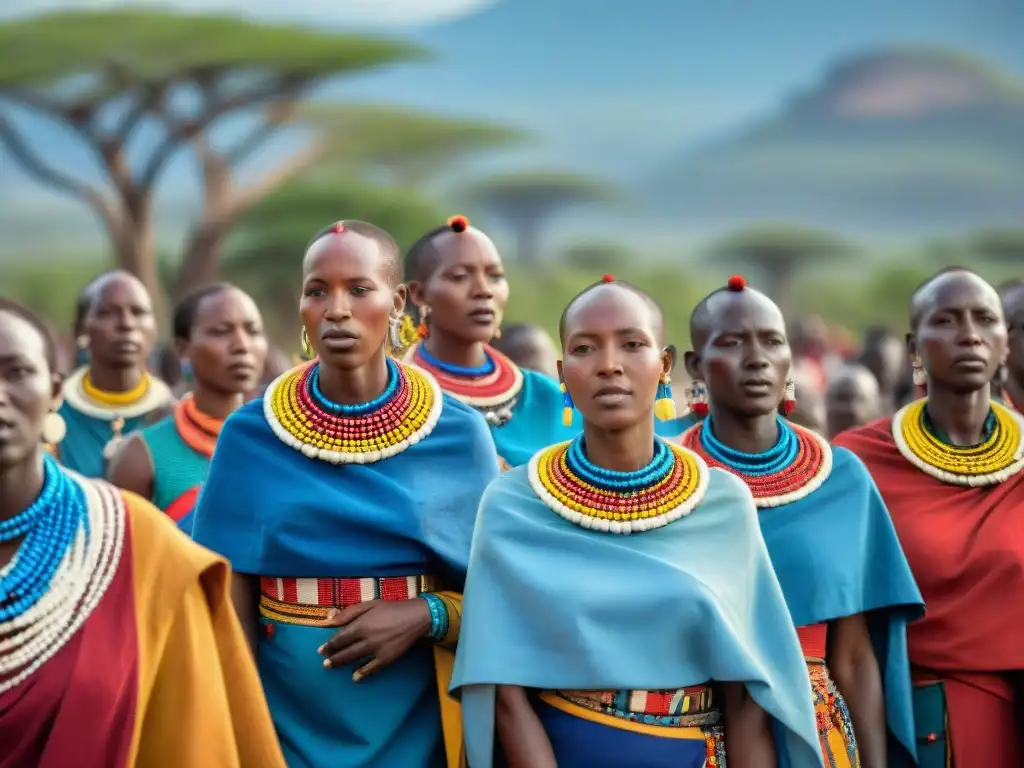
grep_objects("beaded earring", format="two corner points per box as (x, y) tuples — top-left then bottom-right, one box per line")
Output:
(560, 382), (574, 427)
(654, 374), (677, 421)
(417, 306), (431, 340)
(782, 380), (797, 416)
(912, 357), (927, 391)
(686, 380), (709, 417)
(41, 410), (67, 446)
(301, 328), (314, 359)
(388, 315), (402, 353)
(397, 314), (420, 349)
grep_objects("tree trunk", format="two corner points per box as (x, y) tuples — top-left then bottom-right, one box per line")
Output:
(174, 222), (224, 299)
(110, 198), (167, 327)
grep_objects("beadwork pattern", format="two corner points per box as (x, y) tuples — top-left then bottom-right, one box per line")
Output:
(62, 366), (173, 421)
(407, 342), (523, 427)
(0, 466), (124, 694)
(680, 416), (832, 507)
(528, 437), (709, 534)
(173, 394), (222, 458)
(264, 358), (442, 464)
(892, 398), (1024, 486)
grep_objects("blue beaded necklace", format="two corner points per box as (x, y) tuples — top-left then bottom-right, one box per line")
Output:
(417, 343), (496, 378)
(309, 358), (401, 416)
(566, 437), (675, 492)
(699, 415), (798, 476)
(0, 454), (88, 622)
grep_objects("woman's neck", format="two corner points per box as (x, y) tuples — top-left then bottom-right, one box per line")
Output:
(191, 383), (243, 422)
(581, 418), (656, 472)
(317, 352), (390, 406)
(87, 362), (144, 394)
(0, 450), (46, 523)
(707, 405), (779, 454)
(926, 384), (992, 446)
(423, 332), (488, 369)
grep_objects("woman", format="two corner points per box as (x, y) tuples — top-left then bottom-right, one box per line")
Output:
(834, 268), (1024, 767)
(0, 301), (284, 767)
(190, 220), (500, 768)
(680, 276), (922, 767)
(107, 283), (267, 532)
(451, 276), (822, 768)
(999, 280), (1024, 411)
(402, 215), (577, 467)
(59, 271), (173, 478)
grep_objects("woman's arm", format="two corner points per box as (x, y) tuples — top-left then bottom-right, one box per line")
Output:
(229, 572), (261, 655)
(106, 434), (155, 500)
(495, 686), (557, 768)
(829, 613), (886, 768)
(722, 682), (776, 768)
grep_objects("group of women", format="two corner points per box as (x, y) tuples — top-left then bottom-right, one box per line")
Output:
(1, 212), (1022, 768)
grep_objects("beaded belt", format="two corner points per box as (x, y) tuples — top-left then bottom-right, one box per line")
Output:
(551, 684), (719, 727)
(259, 575), (436, 627)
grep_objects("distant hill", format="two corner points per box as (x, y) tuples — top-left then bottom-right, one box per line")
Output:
(649, 48), (1024, 233)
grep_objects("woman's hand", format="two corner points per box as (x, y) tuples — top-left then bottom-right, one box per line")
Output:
(318, 599), (432, 681)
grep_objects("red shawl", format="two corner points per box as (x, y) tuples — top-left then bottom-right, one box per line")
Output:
(834, 417), (1024, 764)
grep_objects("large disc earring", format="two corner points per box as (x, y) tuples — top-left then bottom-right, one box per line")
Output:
(41, 410), (67, 446)
(301, 327), (314, 359)
(912, 357), (927, 393)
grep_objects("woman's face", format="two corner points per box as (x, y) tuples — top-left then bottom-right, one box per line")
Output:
(687, 290), (792, 419)
(82, 273), (157, 370)
(300, 231), (405, 371)
(0, 311), (59, 469)
(409, 228), (509, 345)
(912, 272), (1007, 394)
(179, 288), (268, 396)
(559, 285), (669, 431)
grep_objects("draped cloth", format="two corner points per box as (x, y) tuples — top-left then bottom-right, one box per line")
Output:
(835, 417), (1024, 767)
(451, 464), (824, 768)
(755, 446), (923, 763)
(191, 394), (500, 768)
(0, 485), (284, 768)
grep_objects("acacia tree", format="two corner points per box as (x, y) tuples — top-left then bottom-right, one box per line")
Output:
(464, 171), (620, 264)
(0, 10), (424, 305)
(709, 224), (853, 314)
(970, 228), (1024, 265)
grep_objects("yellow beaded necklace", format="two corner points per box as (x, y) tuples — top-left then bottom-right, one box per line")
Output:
(81, 371), (151, 407)
(892, 398), (1024, 486)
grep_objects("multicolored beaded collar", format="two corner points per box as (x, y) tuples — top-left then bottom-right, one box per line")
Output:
(173, 395), (222, 458)
(62, 366), (173, 421)
(406, 342), (523, 427)
(528, 437), (710, 534)
(680, 415), (831, 508)
(0, 460), (124, 694)
(892, 398), (1024, 486)
(264, 358), (442, 465)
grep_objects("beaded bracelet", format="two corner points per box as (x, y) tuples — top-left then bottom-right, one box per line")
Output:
(420, 593), (450, 643)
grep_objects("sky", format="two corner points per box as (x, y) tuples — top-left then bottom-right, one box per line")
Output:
(1, 0), (1021, 252)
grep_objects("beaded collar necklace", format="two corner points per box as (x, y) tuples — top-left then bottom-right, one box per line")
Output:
(264, 358), (442, 465)
(680, 415), (831, 508)
(892, 398), (1024, 486)
(62, 366), (172, 421)
(408, 342), (523, 427)
(173, 395), (223, 458)
(0, 458), (124, 693)
(528, 437), (709, 534)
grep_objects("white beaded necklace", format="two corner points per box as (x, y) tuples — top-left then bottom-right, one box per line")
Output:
(0, 474), (124, 694)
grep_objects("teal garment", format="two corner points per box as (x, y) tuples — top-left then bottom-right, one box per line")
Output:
(138, 415), (210, 512)
(492, 369), (580, 467)
(654, 412), (699, 439)
(57, 402), (152, 479)
(452, 462), (824, 768)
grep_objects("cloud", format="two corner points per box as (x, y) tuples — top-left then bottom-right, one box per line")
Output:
(0, 0), (497, 27)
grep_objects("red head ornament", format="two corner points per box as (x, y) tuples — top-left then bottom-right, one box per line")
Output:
(727, 274), (746, 291)
(447, 215), (469, 233)
(602, 274), (615, 283)
(331, 222), (345, 234)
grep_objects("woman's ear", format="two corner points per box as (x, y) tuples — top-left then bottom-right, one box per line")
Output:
(905, 332), (917, 362)
(392, 283), (408, 317)
(662, 345), (677, 377)
(50, 373), (64, 408)
(406, 280), (424, 309)
(556, 358), (564, 384)
(683, 350), (702, 382)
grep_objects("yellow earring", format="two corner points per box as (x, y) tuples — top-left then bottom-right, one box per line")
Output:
(301, 327), (314, 359)
(654, 374), (677, 421)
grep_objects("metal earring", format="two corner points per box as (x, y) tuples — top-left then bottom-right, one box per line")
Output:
(912, 357), (927, 388)
(301, 327), (313, 359)
(41, 411), (67, 445)
(388, 316), (402, 352)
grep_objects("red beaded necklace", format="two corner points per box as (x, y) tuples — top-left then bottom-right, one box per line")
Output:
(409, 343), (522, 405)
(173, 395), (223, 459)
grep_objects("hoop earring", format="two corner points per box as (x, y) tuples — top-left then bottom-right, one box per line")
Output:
(685, 380), (708, 417)
(417, 306), (431, 340)
(560, 383), (574, 427)
(654, 374), (677, 421)
(781, 380), (797, 416)
(301, 327), (314, 359)
(41, 410), (67, 446)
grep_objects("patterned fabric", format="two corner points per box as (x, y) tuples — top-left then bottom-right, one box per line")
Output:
(809, 662), (860, 768)
(258, 575), (437, 627)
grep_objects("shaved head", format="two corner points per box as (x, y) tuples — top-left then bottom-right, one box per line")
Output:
(559, 279), (664, 346)
(689, 284), (783, 350)
(909, 267), (1001, 330)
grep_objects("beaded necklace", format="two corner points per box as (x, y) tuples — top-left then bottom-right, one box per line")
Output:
(892, 398), (1024, 486)
(528, 437), (709, 534)
(680, 416), (831, 508)
(173, 395), (223, 458)
(0, 459), (124, 693)
(407, 342), (523, 427)
(264, 358), (442, 465)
